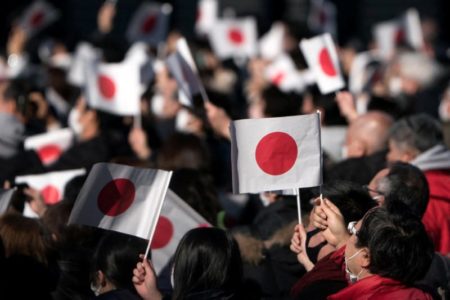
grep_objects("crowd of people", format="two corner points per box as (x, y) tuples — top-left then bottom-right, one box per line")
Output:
(0, 0), (449, 299)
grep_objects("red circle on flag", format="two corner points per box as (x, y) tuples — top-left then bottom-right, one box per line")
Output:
(255, 132), (298, 176)
(318, 48), (337, 77)
(97, 75), (116, 100)
(271, 72), (285, 86)
(141, 15), (157, 34)
(395, 29), (405, 44)
(150, 216), (174, 249)
(196, 9), (202, 22)
(41, 185), (60, 205)
(37, 144), (62, 165)
(228, 28), (244, 45)
(97, 179), (135, 216)
(30, 11), (45, 27)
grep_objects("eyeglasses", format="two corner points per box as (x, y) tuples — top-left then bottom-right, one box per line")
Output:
(348, 221), (359, 236)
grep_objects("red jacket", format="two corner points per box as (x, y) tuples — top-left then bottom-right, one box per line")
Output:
(328, 275), (433, 300)
(422, 170), (450, 255)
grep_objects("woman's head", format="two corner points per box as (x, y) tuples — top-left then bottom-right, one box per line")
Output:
(172, 227), (242, 299)
(345, 206), (433, 285)
(90, 232), (147, 295)
(0, 213), (51, 265)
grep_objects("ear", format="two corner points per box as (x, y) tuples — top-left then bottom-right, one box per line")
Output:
(348, 140), (367, 158)
(97, 270), (107, 287)
(401, 149), (418, 162)
(359, 248), (371, 269)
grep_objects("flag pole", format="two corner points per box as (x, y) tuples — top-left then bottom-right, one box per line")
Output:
(295, 188), (302, 225)
(133, 113), (142, 129)
(144, 239), (152, 260)
(317, 109), (324, 204)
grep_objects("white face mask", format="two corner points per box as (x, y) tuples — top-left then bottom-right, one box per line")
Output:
(68, 107), (83, 136)
(90, 282), (102, 296)
(151, 93), (165, 118)
(341, 145), (348, 160)
(388, 77), (403, 97)
(439, 100), (450, 122)
(175, 109), (191, 133)
(344, 248), (364, 284)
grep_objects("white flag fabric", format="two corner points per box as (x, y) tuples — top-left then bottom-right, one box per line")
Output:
(348, 51), (382, 94)
(209, 17), (258, 59)
(68, 163), (172, 240)
(0, 188), (16, 215)
(176, 38), (198, 73)
(259, 22), (285, 61)
(265, 54), (307, 93)
(15, 169), (86, 205)
(373, 8), (424, 60)
(151, 189), (211, 274)
(195, 0), (218, 36)
(404, 8), (424, 50)
(231, 113), (322, 194)
(24, 128), (74, 166)
(300, 33), (344, 94)
(67, 42), (101, 87)
(85, 58), (142, 116)
(166, 52), (203, 106)
(18, 0), (59, 37)
(126, 2), (172, 46)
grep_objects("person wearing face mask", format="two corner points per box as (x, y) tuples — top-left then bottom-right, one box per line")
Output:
(289, 182), (377, 300)
(328, 206), (433, 300)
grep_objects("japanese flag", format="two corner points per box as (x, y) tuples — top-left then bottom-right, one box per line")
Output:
(126, 2), (172, 46)
(150, 189), (211, 274)
(166, 52), (203, 107)
(265, 54), (307, 93)
(15, 169), (86, 205)
(230, 113), (322, 194)
(67, 42), (101, 87)
(209, 17), (258, 59)
(373, 8), (424, 60)
(259, 22), (285, 61)
(18, 0), (59, 37)
(24, 128), (74, 166)
(300, 33), (344, 94)
(85, 59), (142, 116)
(68, 163), (172, 240)
(0, 188), (16, 215)
(195, 0), (218, 36)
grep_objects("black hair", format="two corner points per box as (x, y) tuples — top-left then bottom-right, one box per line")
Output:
(388, 113), (443, 153)
(381, 162), (429, 218)
(172, 228), (242, 300)
(169, 169), (221, 225)
(322, 181), (377, 224)
(261, 85), (301, 118)
(91, 232), (147, 292)
(356, 206), (433, 284)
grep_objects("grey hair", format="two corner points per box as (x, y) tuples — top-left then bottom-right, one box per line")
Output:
(388, 113), (443, 153)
